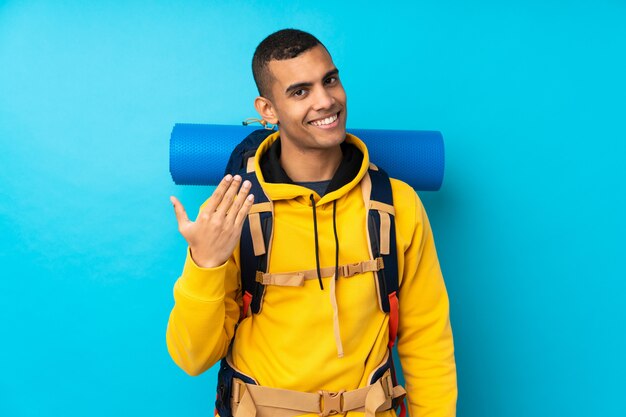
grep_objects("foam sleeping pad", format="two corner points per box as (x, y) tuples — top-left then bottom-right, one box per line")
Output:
(169, 123), (445, 191)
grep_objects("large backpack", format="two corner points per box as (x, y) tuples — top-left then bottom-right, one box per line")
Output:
(217, 128), (405, 417)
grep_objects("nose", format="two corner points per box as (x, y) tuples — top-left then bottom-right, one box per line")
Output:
(312, 86), (335, 111)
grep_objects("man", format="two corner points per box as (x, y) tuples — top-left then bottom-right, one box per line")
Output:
(167, 29), (457, 416)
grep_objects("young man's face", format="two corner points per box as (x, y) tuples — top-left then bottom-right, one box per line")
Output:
(264, 45), (347, 152)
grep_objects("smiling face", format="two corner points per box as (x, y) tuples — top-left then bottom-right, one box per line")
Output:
(254, 45), (347, 153)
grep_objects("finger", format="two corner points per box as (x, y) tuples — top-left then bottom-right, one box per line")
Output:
(203, 175), (234, 213)
(170, 196), (190, 225)
(234, 194), (255, 227)
(226, 180), (252, 222)
(215, 175), (243, 215)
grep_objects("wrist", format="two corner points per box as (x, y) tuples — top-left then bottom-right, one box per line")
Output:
(189, 248), (224, 269)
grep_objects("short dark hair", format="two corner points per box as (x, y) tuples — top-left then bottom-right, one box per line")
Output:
(252, 29), (325, 98)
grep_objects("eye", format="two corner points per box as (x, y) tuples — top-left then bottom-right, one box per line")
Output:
(292, 89), (307, 98)
(324, 76), (338, 86)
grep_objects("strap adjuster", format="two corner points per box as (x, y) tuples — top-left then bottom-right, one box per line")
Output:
(318, 390), (345, 417)
(376, 257), (384, 270)
(382, 373), (394, 398)
(255, 271), (264, 284)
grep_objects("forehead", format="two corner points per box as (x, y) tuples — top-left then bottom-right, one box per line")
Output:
(267, 45), (336, 91)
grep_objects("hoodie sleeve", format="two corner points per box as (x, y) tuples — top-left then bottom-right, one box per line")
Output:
(166, 247), (241, 376)
(396, 191), (457, 416)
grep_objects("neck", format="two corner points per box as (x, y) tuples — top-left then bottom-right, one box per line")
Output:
(279, 140), (343, 182)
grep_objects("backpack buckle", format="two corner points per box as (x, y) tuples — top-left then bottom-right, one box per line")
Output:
(318, 390), (345, 417)
(342, 263), (363, 277)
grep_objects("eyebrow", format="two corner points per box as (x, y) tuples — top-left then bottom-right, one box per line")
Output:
(284, 68), (339, 95)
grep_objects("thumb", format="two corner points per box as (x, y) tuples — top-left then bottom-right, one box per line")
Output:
(170, 196), (190, 226)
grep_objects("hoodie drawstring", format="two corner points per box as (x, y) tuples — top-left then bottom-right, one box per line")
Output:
(310, 194), (324, 290)
(333, 200), (339, 281)
(310, 194), (344, 357)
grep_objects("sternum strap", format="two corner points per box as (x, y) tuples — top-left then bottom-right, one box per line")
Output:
(255, 257), (384, 287)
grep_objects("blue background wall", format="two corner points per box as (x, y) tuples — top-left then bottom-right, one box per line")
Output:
(1, 1), (624, 416)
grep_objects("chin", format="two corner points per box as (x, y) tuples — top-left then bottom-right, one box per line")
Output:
(317, 128), (346, 147)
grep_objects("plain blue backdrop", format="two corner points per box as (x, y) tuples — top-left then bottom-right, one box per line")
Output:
(1, 1), (625, 416)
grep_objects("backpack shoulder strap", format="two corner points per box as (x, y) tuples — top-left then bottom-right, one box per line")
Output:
(223, 128), (275, 319)
(239, 169), (273, 319)
(364, 164), (400, 348)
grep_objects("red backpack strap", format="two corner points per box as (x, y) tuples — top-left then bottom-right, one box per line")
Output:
(387, 291), (399, 348)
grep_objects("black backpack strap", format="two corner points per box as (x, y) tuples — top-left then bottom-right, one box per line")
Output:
(366, 165), (400, 347)
(239, 171), (273, 318)
(366, 165), (405, 415)
(215, 355), (257, 417)
(222, 128), (276, 319)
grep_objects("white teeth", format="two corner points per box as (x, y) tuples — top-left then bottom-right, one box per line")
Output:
(311, 113), (338, 126)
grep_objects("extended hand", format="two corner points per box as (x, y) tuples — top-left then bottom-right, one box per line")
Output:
(170, 175), (255, 268)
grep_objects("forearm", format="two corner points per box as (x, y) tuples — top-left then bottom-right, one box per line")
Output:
(397, 280), (457, 416)
(166, 250), (241, 376)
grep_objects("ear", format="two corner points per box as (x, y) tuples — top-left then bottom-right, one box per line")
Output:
(254, 96), (279, 125)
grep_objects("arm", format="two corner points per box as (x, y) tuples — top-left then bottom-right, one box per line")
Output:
(166, 250), (241, 375)
(166, 175), (254, 375)
(397, 192), (457, 416)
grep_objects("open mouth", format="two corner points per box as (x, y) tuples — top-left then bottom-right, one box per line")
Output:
(308, 111), (340, 129)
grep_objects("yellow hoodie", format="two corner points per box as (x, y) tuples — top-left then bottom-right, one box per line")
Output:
(166, 132), (457, 416)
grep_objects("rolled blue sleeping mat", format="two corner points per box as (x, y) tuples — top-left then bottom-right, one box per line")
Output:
(169, 124), (445, 191)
